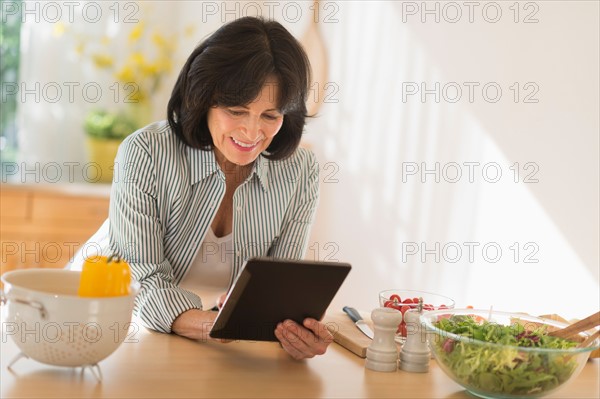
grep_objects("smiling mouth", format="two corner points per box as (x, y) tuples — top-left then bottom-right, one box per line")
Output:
(231, 137), (260, 149)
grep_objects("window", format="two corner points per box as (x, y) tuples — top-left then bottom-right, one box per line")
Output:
(0, 0), (22, 175)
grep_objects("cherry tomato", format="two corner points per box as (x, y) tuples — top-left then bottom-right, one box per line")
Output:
(400, 305), (411, 314)
(400, 323), (408, 337)
(389, 294), (401, 303)
(402, 298), (413, 304)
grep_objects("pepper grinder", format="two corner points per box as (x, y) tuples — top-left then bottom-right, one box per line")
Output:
(399, 298), (430, 372)
(365, 307), (402, 372)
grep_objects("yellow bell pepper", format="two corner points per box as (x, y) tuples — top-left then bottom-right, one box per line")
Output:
(78, 255), (131, 297)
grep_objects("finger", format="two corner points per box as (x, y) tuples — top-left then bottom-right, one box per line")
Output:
(217, 292), (227, 309)
(281, 321), (314, 354)
(275, 323), (306, 360)
(281, 320), (327, 357)
(303, 318), (334, 343)
(289, 320), (330, 356)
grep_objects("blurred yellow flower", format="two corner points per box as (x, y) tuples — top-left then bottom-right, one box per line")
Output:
(115, 65), (135, 83)
(128, 88), (146, 103)
(92, 54), (114, 69)
(152, 33), (167, 48)
(76, 20), (178, 105)
(129, 52), (146, 66)
(140, 64), (158, 78)
(153, 33), (176, 53)
(154, 56), (172, 73)
(184, 25), (195, 37)
(129, 22), (145, 43)
(73, 11), (180, 132)
(53, 22), (66, 37)
(75, 42), (85, 55)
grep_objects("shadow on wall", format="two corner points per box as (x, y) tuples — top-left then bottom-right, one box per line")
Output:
(389, 0), (600, 279)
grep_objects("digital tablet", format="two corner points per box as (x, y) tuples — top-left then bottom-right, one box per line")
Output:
(209, 257), (351, 341)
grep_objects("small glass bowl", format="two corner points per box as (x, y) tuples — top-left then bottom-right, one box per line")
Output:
(379, 289), (455, 338)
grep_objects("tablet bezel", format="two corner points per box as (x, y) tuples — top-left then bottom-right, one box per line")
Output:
(209, 257), (351, 341)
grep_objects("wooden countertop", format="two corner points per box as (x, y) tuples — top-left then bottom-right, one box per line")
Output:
(1, 318), (598, 398)
(1, 182), (112, 198)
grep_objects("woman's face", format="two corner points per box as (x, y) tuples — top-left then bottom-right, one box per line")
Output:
(207, 79), (284, 167)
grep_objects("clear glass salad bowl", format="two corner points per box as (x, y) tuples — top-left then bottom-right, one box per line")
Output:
(420, 308), (599, 399)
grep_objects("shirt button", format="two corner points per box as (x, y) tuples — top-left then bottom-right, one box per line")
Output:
(236, 251), (241, 257)
(236, 206), (242, 212)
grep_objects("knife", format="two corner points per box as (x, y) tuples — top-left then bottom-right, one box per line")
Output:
(343, 306), (374, 339)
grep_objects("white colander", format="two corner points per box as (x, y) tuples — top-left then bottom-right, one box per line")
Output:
(1, 269), (139, 379)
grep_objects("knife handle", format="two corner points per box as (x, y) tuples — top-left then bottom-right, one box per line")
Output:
(343, 306), (363, 323)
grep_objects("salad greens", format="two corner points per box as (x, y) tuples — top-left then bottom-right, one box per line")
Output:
(433, 315), (580, 396)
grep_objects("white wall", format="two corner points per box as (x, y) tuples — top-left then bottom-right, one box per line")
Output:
(303, 1), (599, 320)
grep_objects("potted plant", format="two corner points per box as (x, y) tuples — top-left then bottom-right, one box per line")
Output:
(83, 110), (139, 183)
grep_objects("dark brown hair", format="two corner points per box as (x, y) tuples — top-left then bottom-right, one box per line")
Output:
(167, 17), (311, 160)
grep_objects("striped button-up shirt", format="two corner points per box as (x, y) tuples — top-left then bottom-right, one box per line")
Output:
(99, 121), (319, 333)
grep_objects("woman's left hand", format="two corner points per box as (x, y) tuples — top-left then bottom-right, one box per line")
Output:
(274, 318), (333, 360)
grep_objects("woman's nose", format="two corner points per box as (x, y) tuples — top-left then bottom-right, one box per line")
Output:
(241, 117), (262, 140)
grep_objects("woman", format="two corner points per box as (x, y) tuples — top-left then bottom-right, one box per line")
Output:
(77, 17), (331, 360)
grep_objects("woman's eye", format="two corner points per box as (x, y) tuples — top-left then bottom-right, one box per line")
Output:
(227, 109), (245, 116)
(263, 114), (280, 121)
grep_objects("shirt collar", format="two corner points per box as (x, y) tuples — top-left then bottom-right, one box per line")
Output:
(187, 146), (270, 191)
(253, 154), (269, 191)
(187, 146), (220, 184)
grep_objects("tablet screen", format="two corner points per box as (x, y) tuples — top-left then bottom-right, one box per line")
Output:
(209, 257), (351, 341)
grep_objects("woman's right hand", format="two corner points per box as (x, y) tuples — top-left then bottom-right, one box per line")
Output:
(171, 309), (221, 341)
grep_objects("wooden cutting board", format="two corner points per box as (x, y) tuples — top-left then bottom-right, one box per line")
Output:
(323, 312), (374, 358)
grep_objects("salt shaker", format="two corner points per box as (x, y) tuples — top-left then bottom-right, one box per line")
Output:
(399, 299), (430, 373)
(365, 307), (402, 372)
